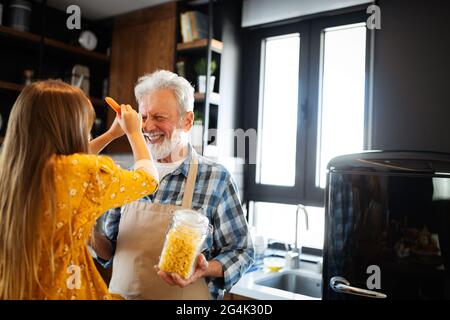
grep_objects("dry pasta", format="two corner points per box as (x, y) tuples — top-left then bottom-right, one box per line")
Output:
(159, 225), (203, 279)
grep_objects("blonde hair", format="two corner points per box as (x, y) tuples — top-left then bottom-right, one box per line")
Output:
(0, 80), (94, 299)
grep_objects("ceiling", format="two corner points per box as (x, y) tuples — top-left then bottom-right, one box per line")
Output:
(46, 0), (176, 20)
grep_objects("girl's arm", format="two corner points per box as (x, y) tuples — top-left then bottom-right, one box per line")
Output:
(89, 105), (158, 259)
(89, 118), (124, 154)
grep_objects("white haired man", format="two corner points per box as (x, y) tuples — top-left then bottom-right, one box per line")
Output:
(91, 70), (254, 300)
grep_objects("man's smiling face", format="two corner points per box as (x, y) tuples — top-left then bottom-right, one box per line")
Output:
(139, 88), (181, 147)
(139, 88), (194, 161)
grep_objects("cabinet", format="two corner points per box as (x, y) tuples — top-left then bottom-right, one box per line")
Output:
(224, 293), (254, 300)
(175, 0), (244, 159)
(0, 1), (112, 144)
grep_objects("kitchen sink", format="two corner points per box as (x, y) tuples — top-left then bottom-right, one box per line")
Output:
(255, 270), (322, 298)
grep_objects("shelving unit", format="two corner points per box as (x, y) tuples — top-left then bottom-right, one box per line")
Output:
(0, 80), (104, 106)
(0, 2), (112, 143)
(0, 25), (110, 62)
(175, 0), (222, 155)
(176, 38), (223, 53)
(0, 80), (24, 92)
(44, 38), (110, 62)
(0, 25), (41, 42)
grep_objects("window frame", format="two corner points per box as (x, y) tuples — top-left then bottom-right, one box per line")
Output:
(305, 10), (372, 205)
(243, 21), (311, 205)
(243, 9), (372, 208)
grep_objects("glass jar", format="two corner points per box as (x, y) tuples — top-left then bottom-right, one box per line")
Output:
(8, 0), (32, 32)
(158, 209), (212, 279)
(0, 3), (4, 26)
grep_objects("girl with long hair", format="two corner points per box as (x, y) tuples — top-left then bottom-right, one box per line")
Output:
(0, 80), (158, 299)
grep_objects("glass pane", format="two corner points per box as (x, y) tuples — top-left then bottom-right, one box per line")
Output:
(317, 23), (367, 188)
(249, 201), (324, 250)
(257, 34), (300, 186)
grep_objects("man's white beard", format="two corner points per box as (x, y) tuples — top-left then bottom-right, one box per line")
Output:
(147, 129), (187, 161)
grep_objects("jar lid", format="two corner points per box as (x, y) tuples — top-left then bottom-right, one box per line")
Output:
(173, 209), (210, 232)
(10, 0), (32, 8)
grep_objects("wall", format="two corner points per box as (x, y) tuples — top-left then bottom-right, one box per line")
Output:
(217, 0), (246, 198)
(243, 0), (450, 153)
(106, 2), (176, 153)
(371, 0), (450, 152)
(216, 0), (243, 157)
(242, 0), (372, 27)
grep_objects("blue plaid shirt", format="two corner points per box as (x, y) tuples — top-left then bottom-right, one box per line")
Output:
(96, 146), (255, 300)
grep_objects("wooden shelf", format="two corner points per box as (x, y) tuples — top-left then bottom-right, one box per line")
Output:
(0, 80), (104, 106)
(177, 39), (223, 54)
(0, 25), (109, 62)
(44, 38), (110, 62)
(0, 25), (41, 43)
(194, 92), (220, 105)
(0, 80), (24, 92)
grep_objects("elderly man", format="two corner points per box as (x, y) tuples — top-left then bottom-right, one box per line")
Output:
(91, 70), (254, 300)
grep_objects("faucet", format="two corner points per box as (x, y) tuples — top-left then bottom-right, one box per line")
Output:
(286, 204), (309, 269)
(294, 204), (309, 252)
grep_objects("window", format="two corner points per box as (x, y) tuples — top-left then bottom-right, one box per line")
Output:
(257, 34), (300, 186)
(246, 11), (369, 203)
(243, 10), (371, 248)
(316, 23), (367, 188)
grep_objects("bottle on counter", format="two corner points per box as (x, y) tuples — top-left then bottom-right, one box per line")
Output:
(254, 235), (266, 264)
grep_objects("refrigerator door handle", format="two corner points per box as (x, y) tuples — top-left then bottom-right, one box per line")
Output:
(330, 276), (387, 299)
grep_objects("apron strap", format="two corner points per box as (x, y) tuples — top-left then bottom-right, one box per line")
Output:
(181, 149), (198, 209)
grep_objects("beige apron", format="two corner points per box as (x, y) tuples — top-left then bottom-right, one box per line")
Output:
(109, 151), (211, 300)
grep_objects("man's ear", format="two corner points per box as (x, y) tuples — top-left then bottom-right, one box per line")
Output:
(183, 111), (194, 132)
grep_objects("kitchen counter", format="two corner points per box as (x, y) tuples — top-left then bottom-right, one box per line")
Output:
(230, 255), (323, 300)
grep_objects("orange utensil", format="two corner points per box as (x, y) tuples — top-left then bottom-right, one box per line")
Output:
(105, 97), (121, 116)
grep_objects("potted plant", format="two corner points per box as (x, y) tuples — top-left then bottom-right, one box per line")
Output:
(193, 110), (204, 125)
(190, 110), (204, 153)
(194, 58), (217, 93)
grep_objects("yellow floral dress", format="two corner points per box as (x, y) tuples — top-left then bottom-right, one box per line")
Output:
(35, 153), (158, 300)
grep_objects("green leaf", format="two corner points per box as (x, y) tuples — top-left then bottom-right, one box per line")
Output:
(194, 58), (217, 76)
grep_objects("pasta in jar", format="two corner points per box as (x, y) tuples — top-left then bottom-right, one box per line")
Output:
(158, 209), (211, 279)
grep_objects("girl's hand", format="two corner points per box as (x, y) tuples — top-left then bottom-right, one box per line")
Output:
(107, 117), (125, 139)
(118, 104), (142, 136)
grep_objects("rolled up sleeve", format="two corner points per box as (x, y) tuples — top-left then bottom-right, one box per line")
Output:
(210, 178), (255, 293)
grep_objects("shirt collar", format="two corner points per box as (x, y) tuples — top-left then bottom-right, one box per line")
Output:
(170, 143), (194, 178)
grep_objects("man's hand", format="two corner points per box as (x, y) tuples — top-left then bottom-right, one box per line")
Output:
(155, 254), (209, 288)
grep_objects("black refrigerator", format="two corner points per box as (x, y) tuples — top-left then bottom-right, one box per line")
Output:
(323, 151), (450, 300)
